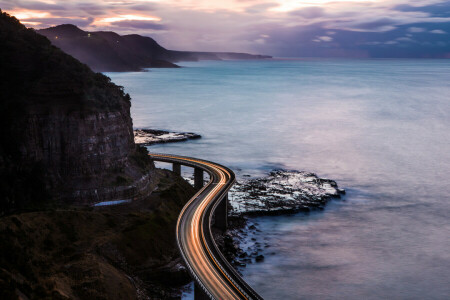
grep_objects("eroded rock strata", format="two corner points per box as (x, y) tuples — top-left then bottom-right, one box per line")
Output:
(0, 11), (154, 212)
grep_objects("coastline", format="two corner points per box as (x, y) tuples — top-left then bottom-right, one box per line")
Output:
(215, 170), (345, 273)
(145, 134), (345, 298)
(104, 57), (450, 300)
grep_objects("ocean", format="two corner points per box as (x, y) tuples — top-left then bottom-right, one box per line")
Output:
(106, 59), (450, 299)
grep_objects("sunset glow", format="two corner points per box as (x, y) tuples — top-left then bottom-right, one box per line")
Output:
(9, 9), (50, 20)
(93, 14), (161, 26)
(1, 0), (449, 56)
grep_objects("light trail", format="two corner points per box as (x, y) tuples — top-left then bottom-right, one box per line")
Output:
(151, 153), (263, 300)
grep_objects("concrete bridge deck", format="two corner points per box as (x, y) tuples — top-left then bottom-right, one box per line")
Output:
(150, 153), (263, 300)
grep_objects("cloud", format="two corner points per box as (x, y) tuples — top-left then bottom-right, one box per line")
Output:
(109, 20), (166, 30)
(0, 0), (66, 11)
(290, 7), (325, 19)
(2, 0), (450, 57)
(245, 2), (279, 14)
(430, 29), (447, 33)
(408, 27), (426, 32)
(396, 36), (415, 42)
(316, 36), (333, 42)
(352, 18), (399, 32)
(394, 2), (450, 18)
(21, 16), (94, 28)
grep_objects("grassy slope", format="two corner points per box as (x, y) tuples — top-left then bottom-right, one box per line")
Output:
(0, 169), (195, 300)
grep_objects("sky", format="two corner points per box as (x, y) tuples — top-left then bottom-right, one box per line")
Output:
(1, 0), (450, 57)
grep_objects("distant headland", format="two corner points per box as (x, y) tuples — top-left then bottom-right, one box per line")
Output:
(37, 24), (272, 72)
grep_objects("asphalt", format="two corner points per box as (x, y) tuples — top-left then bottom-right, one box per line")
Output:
(151, 153), (263, 300)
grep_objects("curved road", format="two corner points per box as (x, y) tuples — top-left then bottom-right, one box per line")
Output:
(151, 153), (263, 300)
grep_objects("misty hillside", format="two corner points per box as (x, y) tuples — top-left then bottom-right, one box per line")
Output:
(37, 24), (272, 72)
(37, 24), (179, 71)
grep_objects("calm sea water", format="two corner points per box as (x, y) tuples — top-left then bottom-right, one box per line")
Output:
(106, 59), (450, 299)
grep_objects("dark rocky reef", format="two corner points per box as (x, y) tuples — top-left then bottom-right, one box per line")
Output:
(36, 24), (272, 72)
(0, 11), (154, 214)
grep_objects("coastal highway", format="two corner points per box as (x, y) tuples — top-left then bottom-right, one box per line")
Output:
(150, 153), (263, 300)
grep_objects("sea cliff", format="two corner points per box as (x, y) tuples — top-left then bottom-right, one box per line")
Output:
(0, 11), (197, 299)
(0, 10), (154, 213)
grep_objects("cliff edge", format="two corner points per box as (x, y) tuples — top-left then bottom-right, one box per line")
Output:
(0, 10), (154, 214)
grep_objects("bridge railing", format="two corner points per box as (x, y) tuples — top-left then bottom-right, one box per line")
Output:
(150, 153), (263, 300)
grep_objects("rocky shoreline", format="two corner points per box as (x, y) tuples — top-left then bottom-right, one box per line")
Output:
(216, 170), (345, 273)
(138, 132), (346, 293)
(134, 129), (201, 146)
(230, 170), (345, 216)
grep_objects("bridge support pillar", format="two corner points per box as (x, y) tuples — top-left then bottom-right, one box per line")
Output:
(172, 163), (181, 175)
(194, 168), (204, 190)
(194, 283), (210, 300)
(215, 194), (228, 232)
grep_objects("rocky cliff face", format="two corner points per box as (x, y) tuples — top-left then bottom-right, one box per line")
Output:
(22, 110), (154, 204)
(0, 11), (154, 213)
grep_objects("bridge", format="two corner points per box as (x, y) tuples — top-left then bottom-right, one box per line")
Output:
(151, 153), (263, 300)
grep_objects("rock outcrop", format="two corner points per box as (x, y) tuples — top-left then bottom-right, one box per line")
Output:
(229, 170), (345, 215)
(134, 129), (201, 145)
(0, 11), (154, 214)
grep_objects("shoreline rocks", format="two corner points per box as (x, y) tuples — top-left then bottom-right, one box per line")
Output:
(229, 170), (345, 216)
(215, 216), (270, 272)
(134, 129), (201, 146)
(216, 170), (345, 272)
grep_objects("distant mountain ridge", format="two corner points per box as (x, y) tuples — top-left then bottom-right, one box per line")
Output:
(37, 24), (272, 72)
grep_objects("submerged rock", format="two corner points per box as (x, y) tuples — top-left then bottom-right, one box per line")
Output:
(229, 170), (345, 215)
(134, 129), (201, 146)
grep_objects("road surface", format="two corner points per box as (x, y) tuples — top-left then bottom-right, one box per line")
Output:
(151, 153), (263, 300)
